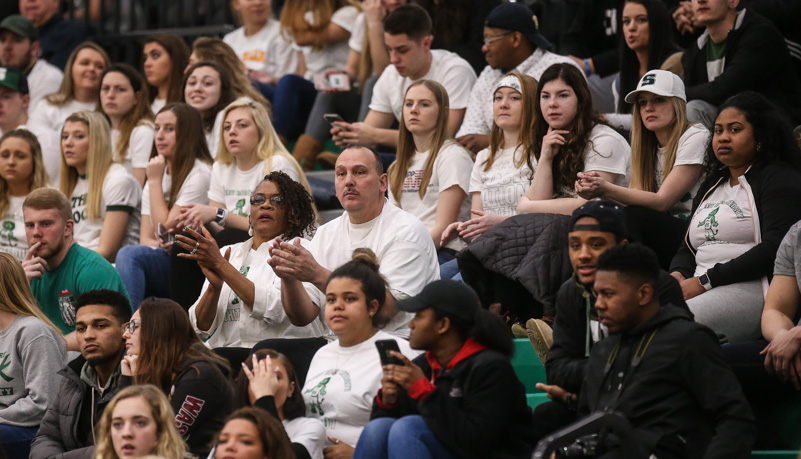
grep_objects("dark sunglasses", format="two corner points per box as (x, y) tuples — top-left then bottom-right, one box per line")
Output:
(250, 194), (283, 206)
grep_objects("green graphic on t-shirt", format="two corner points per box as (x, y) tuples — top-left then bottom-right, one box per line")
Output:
(0, 354), (14, 382)
(698, 207), (720, 241)
(230, 266), (250, 305)
(1, 221), (17, 246)
(305, 377), (331, 416)
(233, 198), (247, 217)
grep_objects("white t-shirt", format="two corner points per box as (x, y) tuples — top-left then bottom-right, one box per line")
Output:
(26, 59), (63, 112)
(348, 13), (366, 53)
(151, 98), (166, 114)
(0, 123), (61, 184)
(655, 123), (709, 219)
(141, 159), (212, 216)
(456, 49), (582, 137)
(298, 6), (360, 80)
(690, 178), (756, 276)
(208, 156), (300, 217)
(469, 146), (536, 216)
(223, 20), (299, 78)
(284, 416), (326, 459)
(557, 124), (631, 197)
(387, 142), (473, 251)
(0, 195), (28, 261)
(189, 237), (326, 348)
(29, 99), (96, 138)
(71, 163), (141, 251)
(302, 330), (418, 447)
(308, 202), (440, 337)
(111, 124), (154, 175)
(370, 49), (476, 121)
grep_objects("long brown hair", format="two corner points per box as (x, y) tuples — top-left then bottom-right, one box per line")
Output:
(235, 349), (307, 419)
(100, 64), (155, 163)
(45, 42), (110, 106)
(144, 34), (190, 104)
(630, 96), (691, 192)
(191, 37), (269, 107)
(484, 72), (538, 178)
(533, 63), (607, 196)
(182, 61), (237, 133)
(389, 80), (452, 201)
(133, 298), (229, 392)
(218, 407), (294, 459)
(151, 104), (214, 209)
(0, 130), (49, 216)
(279, 0), (352, 46)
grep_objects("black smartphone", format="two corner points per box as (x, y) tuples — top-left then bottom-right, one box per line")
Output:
(375, 339), (403, 366)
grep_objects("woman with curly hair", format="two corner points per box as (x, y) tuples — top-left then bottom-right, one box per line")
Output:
(669, 91), (801, 343)
(93, 385), (186, 459)
(518, 63), (631, 215)
(121, 297), (235, 457)
(181, 171), (324, 350)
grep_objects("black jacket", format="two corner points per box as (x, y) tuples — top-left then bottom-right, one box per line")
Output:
(546, 270), (686, 393)
(120, 354), (235, 457)
(560, 0), (623, 77)
(670, 161), (801, 288)
(681, 8), (801, 124)
(579, 303), (755, 459)
(31, 356), (123, 459)
(370, 343), (537, 458)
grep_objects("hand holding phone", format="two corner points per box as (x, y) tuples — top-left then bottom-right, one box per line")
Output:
(376, 339), (403, 366)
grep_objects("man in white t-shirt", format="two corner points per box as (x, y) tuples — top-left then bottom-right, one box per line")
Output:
(0, 15), (62, 110)
(456, 3), (582, 154)
(331, 4), (476, 149)
(0, 66), (59, 183)
(269, 145), (439, 337)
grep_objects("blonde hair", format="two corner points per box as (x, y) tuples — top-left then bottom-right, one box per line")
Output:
(45, 42), (110, 106)
(59, 111), (113, 221)
(216, 99), (314, 196)
(630, 96), (692, 192)
(94, 385), (187, 459)
(485, 72), (538, 176)
(389, 80), (452, 202)
(0, 253), (61, 334)
(0, 130), (49, 216)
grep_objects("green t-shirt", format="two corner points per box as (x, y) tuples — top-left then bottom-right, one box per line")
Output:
(31, 243), (131, 334)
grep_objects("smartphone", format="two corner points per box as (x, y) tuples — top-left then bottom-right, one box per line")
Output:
(313, 72), (351, 91)
(156, 223), (172, 244)
(323, 113), (344, 125)
(375, 339), (403, 366)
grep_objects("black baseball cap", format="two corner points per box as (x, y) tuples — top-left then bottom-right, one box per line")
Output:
(396, 280), (481, 321)
(485, 3), (551, 51)
(569, 200), (628, 240)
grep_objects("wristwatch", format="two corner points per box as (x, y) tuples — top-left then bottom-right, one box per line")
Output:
(698, 273), (712, 291)
(214, 208), (227, 225)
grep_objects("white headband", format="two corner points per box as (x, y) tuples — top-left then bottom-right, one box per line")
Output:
(494, 74), (522, 95)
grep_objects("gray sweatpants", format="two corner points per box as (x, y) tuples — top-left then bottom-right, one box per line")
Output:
(686, 279), (765, 343)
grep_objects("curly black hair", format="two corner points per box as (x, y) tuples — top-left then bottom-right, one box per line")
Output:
(259, 171), (316, 239)
(704, 91), (801, 178)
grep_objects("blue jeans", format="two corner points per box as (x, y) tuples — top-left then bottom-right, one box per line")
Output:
(115, 245), (171, 310)
(353, 415), (456, 459)
(0, 424), (38, 458)
(272, 74), (318, 140)
(439, 258), (463, 281)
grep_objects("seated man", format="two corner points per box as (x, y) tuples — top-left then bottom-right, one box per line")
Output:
(19, 0), (85, 70)
(681, 0), (801, 127)
(354, 280), (537, 458)
(0, 66), (59, 182)
(456, 2), (581, 154)
(30, 289), (131, 459)
(269, 145), (439, 339)
(331, 4), (476, 150)
(0, 15), (62, 110)
(532, 200), (686, 441)
(569, 243), (754, 458)
(22, 188), (130, 350)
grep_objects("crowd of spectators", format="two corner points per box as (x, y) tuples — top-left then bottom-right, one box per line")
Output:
(0, 0), (800, 457)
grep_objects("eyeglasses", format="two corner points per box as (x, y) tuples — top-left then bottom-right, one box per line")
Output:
(250, 194), (283, 207)
(124, 320), (140, 335)
(483, 32), (512, 46)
